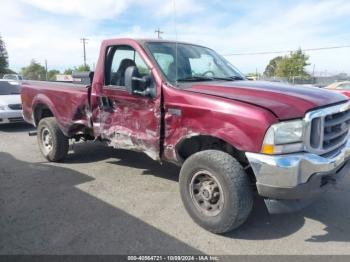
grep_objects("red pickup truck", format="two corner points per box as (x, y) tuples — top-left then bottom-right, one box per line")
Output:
(21, 38), (350, 233)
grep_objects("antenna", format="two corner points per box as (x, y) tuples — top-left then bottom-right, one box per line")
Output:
(173, 0), (178, 84)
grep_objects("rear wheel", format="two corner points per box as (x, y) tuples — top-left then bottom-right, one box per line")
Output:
(37, 117), (69, 162)
(179, 150), (253, 233)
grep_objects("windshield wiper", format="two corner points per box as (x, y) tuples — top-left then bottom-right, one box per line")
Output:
(176, 75), (245, 83)
(211, 76), (245, 81)
(176, 76), (215, 82)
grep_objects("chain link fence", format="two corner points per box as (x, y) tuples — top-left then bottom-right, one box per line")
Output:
(256, 74), (350, 87)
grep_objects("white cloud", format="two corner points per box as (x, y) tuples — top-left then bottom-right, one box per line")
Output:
(1, 0), (349, 74)
(159, 0), (350, 74)
(21, 0), (131, 20)
(20, 0), (202, 20)
(156, 0), (203, 17)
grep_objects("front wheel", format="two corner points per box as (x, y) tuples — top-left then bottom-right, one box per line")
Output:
(179, 150), (253, 234)
(37, 117), (69, 162)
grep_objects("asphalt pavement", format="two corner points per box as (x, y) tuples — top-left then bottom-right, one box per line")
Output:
(1, 123), (350, 255)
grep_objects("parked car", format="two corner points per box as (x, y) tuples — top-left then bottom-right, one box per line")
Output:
(3, 74), (23, 81)
(0, 80), (24, 124)
(21, 38), (350, 233)
(325, 81), (350, 98)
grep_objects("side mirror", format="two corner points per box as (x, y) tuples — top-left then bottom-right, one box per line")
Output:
(125, 66), (153, 97)
(72, 71), (94, 85)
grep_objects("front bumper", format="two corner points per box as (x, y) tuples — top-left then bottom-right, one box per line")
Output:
(246, 139), (350, 200)
(0, 110), (24, 124)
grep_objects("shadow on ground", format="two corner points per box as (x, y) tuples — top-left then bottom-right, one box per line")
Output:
(227, 182), (350, 242)
(63, 142), (350, 243)
(66, 142), (180, 182)
(0, 152), (201, 255)
(0, 123), (34, 133)
(2, 140), (350, 255)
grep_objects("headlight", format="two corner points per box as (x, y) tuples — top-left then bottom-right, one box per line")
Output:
(0, 105), (8, 110)
(261, 120), (304, 154)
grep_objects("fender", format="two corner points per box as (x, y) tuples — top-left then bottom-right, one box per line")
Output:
(162, 84), (278, 163)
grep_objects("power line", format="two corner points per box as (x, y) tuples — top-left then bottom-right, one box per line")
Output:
(222, 44), (350, 56)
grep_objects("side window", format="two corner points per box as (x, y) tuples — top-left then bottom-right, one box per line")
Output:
(105, 45), (148, 87)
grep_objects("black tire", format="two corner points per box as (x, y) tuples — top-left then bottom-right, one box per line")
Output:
(37, 117), (69, 162)
(179, 150), (253, 234)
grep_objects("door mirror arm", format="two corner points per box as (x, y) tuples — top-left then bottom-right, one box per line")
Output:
(133, 87), (152, 96)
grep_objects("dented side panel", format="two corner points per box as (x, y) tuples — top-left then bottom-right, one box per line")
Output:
(97, 88), (162, 160)
(162, 84), (278, 163)
(90, 39), (164, 161)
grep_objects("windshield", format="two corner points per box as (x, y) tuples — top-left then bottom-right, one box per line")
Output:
(145, 42), (245, 83)
(0, 81), (21, 95)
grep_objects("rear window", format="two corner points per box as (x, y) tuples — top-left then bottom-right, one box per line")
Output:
(0, 81), (21, 95)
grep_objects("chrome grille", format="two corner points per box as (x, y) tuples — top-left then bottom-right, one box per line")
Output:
(305, 102), (350, 156)
(8, 104), (22, 110)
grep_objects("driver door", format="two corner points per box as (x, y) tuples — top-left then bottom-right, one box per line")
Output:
(97, 45), (161, 160)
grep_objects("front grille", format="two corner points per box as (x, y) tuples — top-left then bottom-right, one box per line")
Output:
(8, 117), (24, 123)
(306, 102), (350, 156)
(8, 104), (22, 110)
(324, 110), (350, 149)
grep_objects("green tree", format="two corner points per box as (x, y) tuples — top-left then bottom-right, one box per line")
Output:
(263, 56), (282, 77)
(63, 68), (73, 75)
(48, 69), (60, 81)
(0, 34), (9, 76)
(75, 64), (90, 72)
(21, 60), (46, 80)
(264, 49), (310, 81)
(63, 65), (90, 75)
(275, 49), (310, 81)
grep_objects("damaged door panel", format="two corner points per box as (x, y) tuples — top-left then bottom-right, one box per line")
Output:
(98, 88), (161, 160)
(96, 44), (161, 160)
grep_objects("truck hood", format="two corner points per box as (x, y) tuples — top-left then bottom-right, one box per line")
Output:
(188, 81), (348, 120)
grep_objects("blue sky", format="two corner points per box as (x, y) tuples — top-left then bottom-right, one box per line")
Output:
(1, 0), (350, 75)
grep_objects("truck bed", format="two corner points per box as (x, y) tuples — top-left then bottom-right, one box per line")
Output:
(21, 80), (91, 136)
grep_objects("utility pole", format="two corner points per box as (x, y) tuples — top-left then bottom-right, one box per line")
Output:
(80, 38), (89, 68)
(155, 28), (164, 39)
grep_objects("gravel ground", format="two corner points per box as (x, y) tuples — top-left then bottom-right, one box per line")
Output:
(1, 123), (350, 255)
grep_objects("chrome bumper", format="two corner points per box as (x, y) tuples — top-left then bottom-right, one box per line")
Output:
(246, 138), (350, 199)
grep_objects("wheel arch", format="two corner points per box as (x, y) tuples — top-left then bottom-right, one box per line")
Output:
(33, 103), (55, 126)
(173, 134), (256, 184)
(175, 134), (248, 165)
